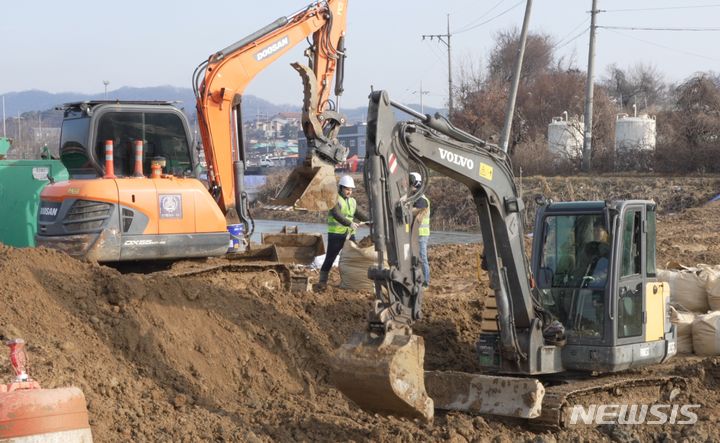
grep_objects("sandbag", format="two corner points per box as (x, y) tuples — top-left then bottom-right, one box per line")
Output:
(670, 306), (695, 354)
(702, 265), (720, 311)
(677, 335), (693, 355)
(339, 239), (378, 291)
(657, 266), (710, 313)
(691, 311), (720, 356)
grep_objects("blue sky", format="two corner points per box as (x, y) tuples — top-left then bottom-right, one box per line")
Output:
(2, 1), (718, 109)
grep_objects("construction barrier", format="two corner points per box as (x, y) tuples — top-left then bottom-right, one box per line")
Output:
(0, 386), (93, 442)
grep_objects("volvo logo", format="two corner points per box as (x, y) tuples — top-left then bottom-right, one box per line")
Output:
(439, 148), (474, 170)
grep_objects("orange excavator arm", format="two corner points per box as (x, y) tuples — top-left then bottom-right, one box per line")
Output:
(193, 0), (349, 229)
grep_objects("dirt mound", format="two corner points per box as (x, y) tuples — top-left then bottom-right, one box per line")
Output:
(3, 175), (720, 441)
(0, 245), (504, 441)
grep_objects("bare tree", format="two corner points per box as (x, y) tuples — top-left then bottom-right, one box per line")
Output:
(602, 63), (667, 112)
(656, 73), (720, 172)
(487, 29), (555, 83)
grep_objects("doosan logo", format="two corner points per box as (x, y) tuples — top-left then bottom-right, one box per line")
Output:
(439, 148), (474, 170)
(256, 36), (289, 61)
(39, 207), (58, 217)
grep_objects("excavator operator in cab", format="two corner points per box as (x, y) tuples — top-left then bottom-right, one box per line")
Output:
(316, 175), (370, 290)
(578, 219), (611, 289)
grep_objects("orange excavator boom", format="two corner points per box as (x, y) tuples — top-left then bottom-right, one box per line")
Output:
(193, 0), (349, 234)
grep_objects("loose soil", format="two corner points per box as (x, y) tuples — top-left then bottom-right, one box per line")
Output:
(1, 175), (720, 442)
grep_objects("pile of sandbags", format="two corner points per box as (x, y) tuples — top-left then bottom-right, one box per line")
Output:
(659, 263), (720, 355)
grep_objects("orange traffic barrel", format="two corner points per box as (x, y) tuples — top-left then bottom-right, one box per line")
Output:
(0, 386), (93, 442)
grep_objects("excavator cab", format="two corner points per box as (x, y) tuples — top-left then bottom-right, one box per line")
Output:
(528, 200), (675, 373)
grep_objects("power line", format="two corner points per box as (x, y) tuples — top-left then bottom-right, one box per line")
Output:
(604, 28), (720, 63)
(599, 25), (720, 32)
(554, 27), (590, 50)
(603, 4), (720, 12)
(555, 17), (590, 46)
(455, 0), (507, 34)
(454, 0), (524, 35)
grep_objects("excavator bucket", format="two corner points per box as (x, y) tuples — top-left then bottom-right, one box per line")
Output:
(232, 226), (324, 265)
(268, 162), (337, 211)
(331, 332), (435, 422)
(260, 226), (324, 264)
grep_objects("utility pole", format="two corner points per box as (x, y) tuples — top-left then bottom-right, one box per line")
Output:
(582, 0), (600, 172)
(2, 96), (6, 137)
(499, 0), (533, 153)
(16, 112), (22, 152)
(422, 14), (453, 116)
(410, 81), (430, 114)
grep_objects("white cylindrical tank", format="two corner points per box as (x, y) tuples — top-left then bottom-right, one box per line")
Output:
(615, 113), (656, 153)
(547, 114), (583, 159)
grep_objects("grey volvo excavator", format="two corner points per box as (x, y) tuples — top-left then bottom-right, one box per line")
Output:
(331, 90), (680, 427)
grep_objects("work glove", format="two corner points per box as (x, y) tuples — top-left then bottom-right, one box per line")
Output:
(350, 222), (360, 231)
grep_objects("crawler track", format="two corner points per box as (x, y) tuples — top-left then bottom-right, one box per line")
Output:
(531, 374), (688, 429)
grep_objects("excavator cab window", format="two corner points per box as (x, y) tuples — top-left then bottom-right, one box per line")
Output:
(538, 214), (609, 338)
(618, 209), (644, 338)
(646, 207), (657, 277)
(60, 117), (94, 177)
(94, 111), (193, 177)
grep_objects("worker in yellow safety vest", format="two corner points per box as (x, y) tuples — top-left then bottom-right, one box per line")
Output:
(317, 175), (371, 289)
(410, 172), (431, 288)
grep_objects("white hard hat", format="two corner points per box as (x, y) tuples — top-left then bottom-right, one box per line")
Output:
(338, 175), (355, 189)
(409, 172), (422, 187)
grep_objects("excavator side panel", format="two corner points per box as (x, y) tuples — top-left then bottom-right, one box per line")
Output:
(645, 281), (667, 342)
(37, 177), (230, 262)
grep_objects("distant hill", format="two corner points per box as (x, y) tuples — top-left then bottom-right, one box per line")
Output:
(1, 86), (446, 125)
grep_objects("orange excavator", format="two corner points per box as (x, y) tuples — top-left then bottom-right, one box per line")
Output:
(36, 0), (349, 262)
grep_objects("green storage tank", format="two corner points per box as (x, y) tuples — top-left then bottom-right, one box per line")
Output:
(0, 160), (69, 247)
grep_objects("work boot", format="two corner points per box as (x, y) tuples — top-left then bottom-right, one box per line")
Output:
(314, 270), (329, 292)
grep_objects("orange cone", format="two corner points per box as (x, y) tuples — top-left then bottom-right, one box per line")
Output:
(103, 140), (116, 179)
